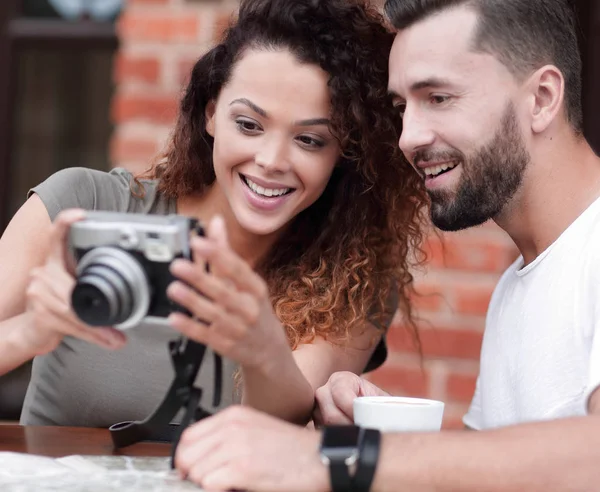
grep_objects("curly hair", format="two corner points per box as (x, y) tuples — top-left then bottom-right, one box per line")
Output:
(144, 0), (429, 352)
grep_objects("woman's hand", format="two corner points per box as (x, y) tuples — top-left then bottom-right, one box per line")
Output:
(167, 215), (288, 371)
(22, 209), (127, 354)
(313, 371), (390, 426)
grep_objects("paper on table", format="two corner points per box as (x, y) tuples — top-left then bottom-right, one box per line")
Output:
(0, 452), (203, 491)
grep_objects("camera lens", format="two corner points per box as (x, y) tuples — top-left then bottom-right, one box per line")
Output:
(72, 247), (150, 329)
(72, 267), (132, 325)
(71, 278), (117, 326)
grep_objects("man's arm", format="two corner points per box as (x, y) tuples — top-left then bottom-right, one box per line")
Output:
(372, 389), (600, 492)
(174, 389), (600, 492)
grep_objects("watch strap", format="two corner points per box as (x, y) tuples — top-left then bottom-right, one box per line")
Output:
(353, 428), (381, 492)
(320, 425), (360, 492)
(328, 459), (354, 492)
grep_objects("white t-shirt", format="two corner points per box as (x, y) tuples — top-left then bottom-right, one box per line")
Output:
(463, 196), (600, 430)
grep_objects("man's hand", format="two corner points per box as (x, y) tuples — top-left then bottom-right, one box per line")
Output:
(175, 406), (329, 492)
(314, 371), (389, 426)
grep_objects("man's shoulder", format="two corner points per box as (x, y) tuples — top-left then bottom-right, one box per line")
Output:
(493, 256), (523, 289)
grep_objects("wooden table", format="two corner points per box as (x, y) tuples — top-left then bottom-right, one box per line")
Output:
(0, 424), (171, 458)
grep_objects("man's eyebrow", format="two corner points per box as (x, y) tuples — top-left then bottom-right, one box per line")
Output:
(388, 77), (453, 99)
(411, 77), (452, 92)
(230, 98), (267, 117)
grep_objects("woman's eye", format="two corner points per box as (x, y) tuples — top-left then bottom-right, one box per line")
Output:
(236, 119), (261, 133)
(297, 135), (325, 149)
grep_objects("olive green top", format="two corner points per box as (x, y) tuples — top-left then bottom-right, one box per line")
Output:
(20, 167), (390, 427)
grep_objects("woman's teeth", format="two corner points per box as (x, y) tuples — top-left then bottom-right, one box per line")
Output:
(244, 176), (291, 197)
(424, 161), (458, 177)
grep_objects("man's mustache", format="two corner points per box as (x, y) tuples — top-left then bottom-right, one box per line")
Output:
(413, 149), (464, 167)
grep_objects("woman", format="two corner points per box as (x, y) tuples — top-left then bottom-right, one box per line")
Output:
(0, 0), (427, 426)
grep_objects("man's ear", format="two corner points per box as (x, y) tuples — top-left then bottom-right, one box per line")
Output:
(526, 65), (565, 134)
(205, 100), (217, 137)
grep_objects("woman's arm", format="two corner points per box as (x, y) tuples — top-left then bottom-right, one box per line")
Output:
(167, 215), (383, 424)
(0, 197), (125, 376)
(0, 313), (38, 376)
(0, 196), (61, 374)
(241, 322), (382, 424)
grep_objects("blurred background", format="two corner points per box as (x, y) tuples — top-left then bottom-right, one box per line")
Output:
(0, 0), (599, 427)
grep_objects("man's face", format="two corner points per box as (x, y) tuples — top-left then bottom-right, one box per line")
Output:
(388, 7), (530, 231)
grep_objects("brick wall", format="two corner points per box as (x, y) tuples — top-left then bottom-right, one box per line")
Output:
(111, 0), (518, 429)
(364, 224), (517, 428)
(111, 0), (238, 174)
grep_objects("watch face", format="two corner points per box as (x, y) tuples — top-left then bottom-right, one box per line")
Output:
(321, 425), (361, 448)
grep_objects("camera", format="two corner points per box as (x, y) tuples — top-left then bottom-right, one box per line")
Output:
(69, 211), (204, 331)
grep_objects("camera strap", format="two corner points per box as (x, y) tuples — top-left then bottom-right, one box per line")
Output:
(109, 336), (222, 467)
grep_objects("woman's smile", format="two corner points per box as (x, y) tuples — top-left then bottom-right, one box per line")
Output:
(237, 172), (296, 212)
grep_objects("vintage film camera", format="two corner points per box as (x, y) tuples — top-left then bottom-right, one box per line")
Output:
(68, 211), (204, 330)
(68, 211), (221, 458)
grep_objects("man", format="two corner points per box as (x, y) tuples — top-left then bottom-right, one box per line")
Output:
(173, 1), (600, 490)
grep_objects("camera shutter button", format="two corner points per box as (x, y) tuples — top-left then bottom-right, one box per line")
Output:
(118, 228), (139, 249)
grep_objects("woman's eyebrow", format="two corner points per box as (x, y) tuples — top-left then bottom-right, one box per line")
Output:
(230, 98), (267, 117)
(230, 98), (330, 127)
(294, 118), (330, 127)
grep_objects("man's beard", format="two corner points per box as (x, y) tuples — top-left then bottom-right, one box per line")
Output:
(421, 103), (530, 231)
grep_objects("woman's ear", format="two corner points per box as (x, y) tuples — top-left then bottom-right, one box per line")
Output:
(205, 100), (217, 137)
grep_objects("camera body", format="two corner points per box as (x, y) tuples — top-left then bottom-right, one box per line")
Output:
(69, 211), (204, 331)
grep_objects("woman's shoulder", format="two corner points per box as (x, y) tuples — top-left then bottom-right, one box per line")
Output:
(36, 166), (155, 194)
(29, 167), (167, 220)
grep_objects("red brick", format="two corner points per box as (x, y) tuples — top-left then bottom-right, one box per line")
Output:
(388, 324), (483, 360)
(115, 54), (160, 85)
(365, 365), (429, 397)
(453, 283), (495, 316)
(440, 404), (470, 430)
(110, 135), (158, 163)
(178, 56), (198, 87)
(446, 372), (478, 403)
(442, 415), (467, 430)
(112, 93), (179, 125)
(411, 281), (446, 312)
(424, 234), (517, 273)
(213, 10), (235, 42)
(118, 11), (200, 43)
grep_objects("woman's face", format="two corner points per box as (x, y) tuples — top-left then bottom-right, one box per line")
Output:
(206, 48), (341, 236)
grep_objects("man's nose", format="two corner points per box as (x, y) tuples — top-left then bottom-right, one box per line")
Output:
(255, 135), (290, 174)
(398, 106), (436, 160)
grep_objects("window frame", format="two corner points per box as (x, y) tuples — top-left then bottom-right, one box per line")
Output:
(0, 0), (118, 231)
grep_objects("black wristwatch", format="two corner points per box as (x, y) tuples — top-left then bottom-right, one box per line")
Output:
(320, 425), (382, 492)
(353, 428), (381, 492)
(320, 425), (361, 491)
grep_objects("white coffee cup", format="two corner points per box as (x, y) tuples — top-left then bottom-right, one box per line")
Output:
(353, 396), (445, 432)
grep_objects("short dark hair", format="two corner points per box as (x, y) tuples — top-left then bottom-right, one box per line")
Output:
(384, 0), (583, 133)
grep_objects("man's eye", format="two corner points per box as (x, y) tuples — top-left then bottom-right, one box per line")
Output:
(430, 95), (449, 105)
(394, 103), (406, 117)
